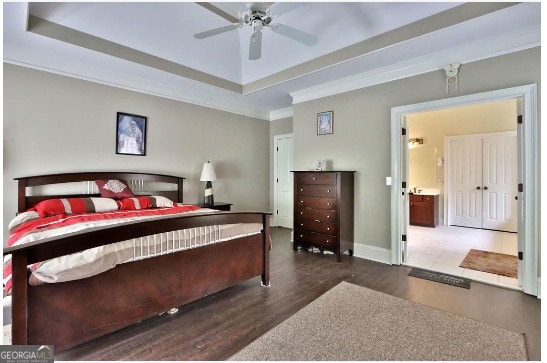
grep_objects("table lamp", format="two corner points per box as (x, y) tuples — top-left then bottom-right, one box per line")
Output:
(200, 161), (217, 206)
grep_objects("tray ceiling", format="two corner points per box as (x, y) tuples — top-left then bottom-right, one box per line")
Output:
(3, 2), (541, 119)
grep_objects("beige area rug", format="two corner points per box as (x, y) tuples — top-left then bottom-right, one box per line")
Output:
(229, 282), (527, 361)
(460, 249), (518, 278)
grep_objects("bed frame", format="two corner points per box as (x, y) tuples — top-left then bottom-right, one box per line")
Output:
(4, 172), (271, 352)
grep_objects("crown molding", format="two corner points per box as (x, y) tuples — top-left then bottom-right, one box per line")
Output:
(290, 25), (540, 105)
(269, 107), (293, 121)
(3, 58), (270, 120)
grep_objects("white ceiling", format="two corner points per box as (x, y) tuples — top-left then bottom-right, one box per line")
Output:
(3, 2), (541, 120)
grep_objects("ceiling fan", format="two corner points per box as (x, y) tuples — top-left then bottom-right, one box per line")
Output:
(194, 2), (318, 60)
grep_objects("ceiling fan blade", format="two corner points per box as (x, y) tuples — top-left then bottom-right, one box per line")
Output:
(249, 31), (262, 60)
(197, 2), (239, 23)
(194, 24), (238, 39)
(270, 23), (317, 46)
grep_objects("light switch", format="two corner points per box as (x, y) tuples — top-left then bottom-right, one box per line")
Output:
(386, 176), (392, 185)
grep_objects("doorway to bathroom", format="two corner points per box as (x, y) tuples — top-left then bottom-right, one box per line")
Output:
(405, 101), (519, 289)
(390, 84), (539, 296)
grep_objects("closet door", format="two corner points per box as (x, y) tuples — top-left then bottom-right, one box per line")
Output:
(482, 135), (518, 232)
(448, 133), (517, 232)
(450, 137), (483, 228)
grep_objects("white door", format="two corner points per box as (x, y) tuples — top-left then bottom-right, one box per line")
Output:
(274, 134), (293, 228)
(482, 135), (518, 231)
(448, 133), (517, 232)
(401, 119), (409, 262)
(450, 137), (483, 228)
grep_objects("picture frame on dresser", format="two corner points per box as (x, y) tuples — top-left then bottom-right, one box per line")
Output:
(116, 112), (147, 156)
(314, 160), (326, 171)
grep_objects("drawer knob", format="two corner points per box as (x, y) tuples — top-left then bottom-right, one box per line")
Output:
(314, 219), (320, 223)
(327, 190), (331, 193)
(327, 215), (330, 218)
(327, 227), (330, 231)
(300, 188), (304, 192)
(327, 202), (331, 206)
(300, 223), (304, 226)
(313, 177), (316, 180)
(300, 200), (304, 203)
(300, 235), (303, 238)
(300, 212), (303, 215)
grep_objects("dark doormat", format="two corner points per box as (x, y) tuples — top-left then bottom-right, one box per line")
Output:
(408, 268), (471, 289)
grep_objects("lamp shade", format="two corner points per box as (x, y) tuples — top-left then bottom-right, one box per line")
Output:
(200, 161), (217, 182)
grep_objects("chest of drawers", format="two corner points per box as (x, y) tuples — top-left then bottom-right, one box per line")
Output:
(292, 171), (355, 262)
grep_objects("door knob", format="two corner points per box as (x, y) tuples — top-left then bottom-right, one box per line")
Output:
(483, 186), (488, 190)
(476, 186), (481, 190)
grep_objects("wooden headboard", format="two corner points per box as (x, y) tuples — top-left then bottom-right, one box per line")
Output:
(15, 172), (185, 213)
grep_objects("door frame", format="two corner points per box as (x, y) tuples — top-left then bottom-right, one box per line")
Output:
(273, 133), (294, 227)
(444, 131), (518, 230)
(390, 84), (538, 296)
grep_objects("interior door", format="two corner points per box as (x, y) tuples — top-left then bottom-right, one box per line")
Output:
(275, 135), (293, 228)
(482, 135), (518, 232)
(448, 133), (517, 232)
(401, 118), (409, 262)
(449, 137), (483, 228)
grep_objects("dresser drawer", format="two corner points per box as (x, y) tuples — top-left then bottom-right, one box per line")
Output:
(295, 207), (336, 222)
(297, 184), (336, 198)
(294, 229), (337, 249)
(409, 194), (434, 203)
(296, 172), (336, 185)
(295, 218), (337, 235)
(296, 196), (336, 210)
(423, 195), (434, 203)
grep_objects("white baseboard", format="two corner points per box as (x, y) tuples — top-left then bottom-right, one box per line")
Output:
(537, 278), (541, 299)
(353, 243), (392, 265)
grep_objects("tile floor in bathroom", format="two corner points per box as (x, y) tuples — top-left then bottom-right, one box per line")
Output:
(405, 224), (520, 290)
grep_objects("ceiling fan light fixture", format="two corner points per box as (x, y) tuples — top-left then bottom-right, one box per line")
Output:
(252, 19), (263, 32)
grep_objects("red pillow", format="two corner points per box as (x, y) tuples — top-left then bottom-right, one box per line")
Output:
(95, 179), (135, 199)
(34, 197), (119, 217)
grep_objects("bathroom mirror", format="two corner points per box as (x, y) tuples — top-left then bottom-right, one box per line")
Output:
(409, 145), (437, 189)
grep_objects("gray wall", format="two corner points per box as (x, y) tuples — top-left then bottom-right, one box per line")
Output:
(293, 47), (541, 254)
(3, 64), (271, 241)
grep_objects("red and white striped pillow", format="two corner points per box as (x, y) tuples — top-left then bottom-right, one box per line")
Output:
(117, 196), (175, 210)
(33, 197), (119, 217)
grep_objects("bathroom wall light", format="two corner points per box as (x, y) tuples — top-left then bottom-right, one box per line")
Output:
(408, 138), (424, 148)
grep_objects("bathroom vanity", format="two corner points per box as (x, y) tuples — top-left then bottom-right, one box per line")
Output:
(409, 192), (439, 227)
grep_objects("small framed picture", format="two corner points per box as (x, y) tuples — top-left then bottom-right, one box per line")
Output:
(315, 160), (326, 171)
(116, 112), (147, 156)
(317, 110), (334, 135)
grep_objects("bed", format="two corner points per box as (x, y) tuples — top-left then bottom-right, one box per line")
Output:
(3, 171), (271, 352)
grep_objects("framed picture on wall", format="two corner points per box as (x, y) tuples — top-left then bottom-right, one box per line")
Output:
(116, 112), (147, 156)
(317, 110), (334, 135)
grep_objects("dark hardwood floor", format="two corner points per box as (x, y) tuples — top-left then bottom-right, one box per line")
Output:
(57, 227), (541, 361)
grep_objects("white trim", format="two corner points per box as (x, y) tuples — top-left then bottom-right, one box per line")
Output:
(273, 133), (294, 228)
(353, 243), (391, 265)
(269, 107), (293, 121)
(391, 84), (539, 296)
(291, 26), (539, 105)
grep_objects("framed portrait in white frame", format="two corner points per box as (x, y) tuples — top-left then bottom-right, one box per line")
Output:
(314, 160), (326, 171)
(317, 110), (334, 135)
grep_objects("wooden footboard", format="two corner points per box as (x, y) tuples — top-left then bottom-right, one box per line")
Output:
(5, 212), (271, 352)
